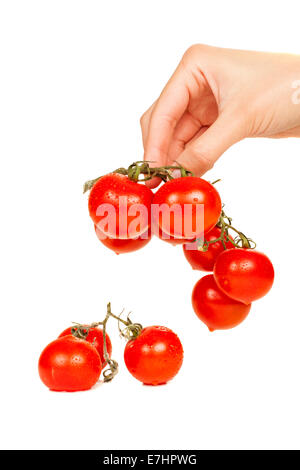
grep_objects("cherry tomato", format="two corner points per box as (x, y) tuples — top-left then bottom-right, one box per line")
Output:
(151, 220), (190, 245)
(88, 173), (153, 239)
(124, 326), (184, 385)
(38, 335), (102, 391)
(192, 274), (251, 331)
(183, 227), (235, 271)
(214, 248), (275, 304)
(94, 224), (151, 254)
(59, 326), (112, 367)
(152, 177), (221, 239)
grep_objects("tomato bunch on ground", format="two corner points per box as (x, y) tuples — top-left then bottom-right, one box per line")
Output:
(39, 304), (184, 391)
(38, 161), (274, 392)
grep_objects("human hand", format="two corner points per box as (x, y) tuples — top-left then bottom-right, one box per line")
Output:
(140, 44), (300, 187)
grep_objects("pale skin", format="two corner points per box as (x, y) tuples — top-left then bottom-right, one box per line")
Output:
(141, 44), (300, 188)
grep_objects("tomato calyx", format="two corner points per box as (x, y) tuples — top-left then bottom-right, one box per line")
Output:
(108, 308), (143, 341)
(68, 303), (143, 383)
(70, 303), (119, 383)
(83, 161), (193, 193)
(196, 208), (257, 253)
(71, 322), (99, 341)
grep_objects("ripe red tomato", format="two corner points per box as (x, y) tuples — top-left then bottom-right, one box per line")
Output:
(192, 274), (251, 331)
(88, 173), (153, 239)
(38, 335), (102, 391)
(94, 224), (151, 254)
(152, 177), (221, 239)
(151, 220), (190, 245)
(214, 248), (275, 304)
(59, 326), (112, 367)
(124, 326), (184, 385)
(183, 227), (235, 271)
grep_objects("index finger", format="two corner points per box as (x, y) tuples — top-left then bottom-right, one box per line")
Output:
(144, 69), (189, 169)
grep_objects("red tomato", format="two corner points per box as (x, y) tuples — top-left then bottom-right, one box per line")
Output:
(59, 326), (112, 367)
(152, 177), (221, 239)
(88, 173), (153, 239)
(214, 248), (275, 304)
(183, 227), (235, 271)
(192, 274), (251, 331)
(124, 326), (183, 385)
(94, 224), (151, 254)
(38, 335), (102, 391)
(151, 220), (190, 245)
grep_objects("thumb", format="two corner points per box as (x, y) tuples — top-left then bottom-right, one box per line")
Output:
(176, 114), (244, 176)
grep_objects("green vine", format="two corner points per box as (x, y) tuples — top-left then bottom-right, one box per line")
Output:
(70, 303), (143, 383)
(83, 161), (193, 193)
(197, 208), (256, 252)
(71, 303), (118, 383)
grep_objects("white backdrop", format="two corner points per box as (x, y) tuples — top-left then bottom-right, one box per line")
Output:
(1, 0), (300, 450)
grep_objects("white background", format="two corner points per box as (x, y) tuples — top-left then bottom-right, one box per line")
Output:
(1, 0), (300, 450)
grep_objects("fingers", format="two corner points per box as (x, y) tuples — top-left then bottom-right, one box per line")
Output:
(167, 111), (203, 163)
(140, 44), (241, 184)
(142, 66), (189, 172)
(141, 103), (199, 187)
(140, 101), (156, 148)
(176, 113), (244, 176)
(140, 102), (163, 189)
(141, 81), (189, 187)
(144, 175), (164, 190)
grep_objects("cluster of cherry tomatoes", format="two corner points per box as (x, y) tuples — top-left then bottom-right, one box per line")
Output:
(38, 304), (184, 391)
(38, 161), (274, 392)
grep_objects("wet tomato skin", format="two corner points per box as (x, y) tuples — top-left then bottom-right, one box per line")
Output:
(183, 226), (235, 271)
(152, 221), (190, 245)
(192, 274), (251, 331)
(88, 173), (153, 239)
(124, 326), (184, 385)
(59, 326), (112, 367)
(38, 335), (102, 392)
(152, 177), (222, 239)
(214, 248), (275, 304)
(94, 224), (151, 254)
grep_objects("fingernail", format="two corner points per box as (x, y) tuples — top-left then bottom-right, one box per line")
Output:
(170, 169), (182, 179)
